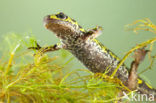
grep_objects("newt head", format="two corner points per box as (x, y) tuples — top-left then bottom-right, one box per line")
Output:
(43, 12), (85, 39)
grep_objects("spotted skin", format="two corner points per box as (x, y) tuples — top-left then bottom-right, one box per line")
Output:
(42, 12), (156, 96)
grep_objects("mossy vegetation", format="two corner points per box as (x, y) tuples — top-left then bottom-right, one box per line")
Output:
(0, 33), (122, 103)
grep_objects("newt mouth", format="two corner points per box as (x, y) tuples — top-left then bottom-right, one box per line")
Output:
(43, 15), (58, 29)
(43, 15), (51, 27)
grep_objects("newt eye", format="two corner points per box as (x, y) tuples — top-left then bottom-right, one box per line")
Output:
(56, 12), (67, 19)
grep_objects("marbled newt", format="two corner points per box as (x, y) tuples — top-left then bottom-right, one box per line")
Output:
(30, 12), (156, 97)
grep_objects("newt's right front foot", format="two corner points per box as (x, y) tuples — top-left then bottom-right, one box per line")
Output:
(28, 41), (42, 50)
(28, 41), (62, 56)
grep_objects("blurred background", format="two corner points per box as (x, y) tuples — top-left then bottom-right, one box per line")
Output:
(0, 0), (156, 87)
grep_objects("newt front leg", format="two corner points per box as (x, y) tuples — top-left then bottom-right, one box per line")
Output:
(28, 41), (64, 55)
